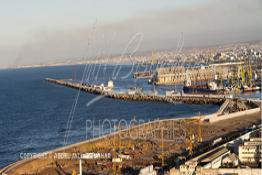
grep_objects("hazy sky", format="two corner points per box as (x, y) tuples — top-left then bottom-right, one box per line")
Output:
(0, 0), (262, 67)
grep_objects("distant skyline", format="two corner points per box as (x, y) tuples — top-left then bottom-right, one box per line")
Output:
(0, 0), (262, 68)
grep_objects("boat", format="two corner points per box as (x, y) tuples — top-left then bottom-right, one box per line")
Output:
(133, 71), (153, 79)
(183, 85), (223, 94)
(241, 85), (261, 92)
(183, 81), (224, 94)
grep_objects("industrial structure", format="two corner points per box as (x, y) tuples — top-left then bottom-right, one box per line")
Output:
(169, 128), (262, 175)
(239, 137), (261, 165)
(152, 62), (244, 85)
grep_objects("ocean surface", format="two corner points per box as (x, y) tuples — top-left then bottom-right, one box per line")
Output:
(0, 64), (222, 168)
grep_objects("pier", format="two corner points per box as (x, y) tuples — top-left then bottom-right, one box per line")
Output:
(45, 78), (231, 105)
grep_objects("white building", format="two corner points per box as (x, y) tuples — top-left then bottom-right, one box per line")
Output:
(178, 161), (198, 175)
(139, 165), (157, 175)
(200, 147), (230, 169)
(238, 137), (261, 164)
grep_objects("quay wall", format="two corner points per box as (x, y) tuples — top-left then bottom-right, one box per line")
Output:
(203, 107), (261, 123)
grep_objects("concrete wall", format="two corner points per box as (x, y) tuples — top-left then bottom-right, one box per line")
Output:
(203, 107), (261, 123)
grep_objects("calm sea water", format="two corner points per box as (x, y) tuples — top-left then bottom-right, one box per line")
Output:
(0, 64), (220, 168)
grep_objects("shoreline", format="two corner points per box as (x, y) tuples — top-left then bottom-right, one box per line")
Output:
(1, 105), (261, 174)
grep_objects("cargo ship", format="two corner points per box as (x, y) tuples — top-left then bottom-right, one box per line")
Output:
(183, 81), (224, 94)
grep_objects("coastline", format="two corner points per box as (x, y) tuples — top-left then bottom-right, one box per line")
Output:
(1, 105), (261, 174)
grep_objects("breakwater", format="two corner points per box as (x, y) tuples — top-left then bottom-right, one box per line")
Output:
(45, 78), (228, 105)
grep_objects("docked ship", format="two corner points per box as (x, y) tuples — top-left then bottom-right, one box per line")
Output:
(183, 80), (224, 94)
(241, 85), (261, 92)
(133, 71), (153, 79)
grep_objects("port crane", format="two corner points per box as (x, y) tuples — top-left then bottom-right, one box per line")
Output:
(185, 114), (203, 156)
(246, 60), (253, 86)
(161, 124), (164, 167)
(197, 115), (203, 143)
(186, 128), (193, 156)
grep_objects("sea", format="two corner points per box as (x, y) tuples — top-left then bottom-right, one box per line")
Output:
(1, 64), (254, 168)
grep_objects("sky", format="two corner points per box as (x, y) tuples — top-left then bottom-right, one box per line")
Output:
(0, 0), (262, 68)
